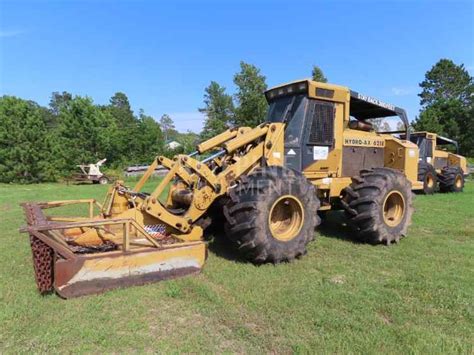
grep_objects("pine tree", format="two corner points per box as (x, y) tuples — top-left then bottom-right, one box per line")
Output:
(233, 61), (268, 127)
(413, 59), (473, 155)
(311, 65), (328, 83)
(199, 81), (234, 140)
(106, 92), (139, 164)
(419, 59), (472, 107)
(134, 110), (164, 163)
(159, 114), (177, 142)
(109, 92), (135, 125)
(55, 96), (119, 172)
(49, 91), (72, 116)
(0, 96), (58, 182)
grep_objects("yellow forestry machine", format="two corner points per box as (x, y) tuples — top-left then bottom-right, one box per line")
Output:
(400, 131), (468, 194)
(22, 79), (425, 298)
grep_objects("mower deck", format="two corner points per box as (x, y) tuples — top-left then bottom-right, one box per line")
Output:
(21, 201), (206, 298)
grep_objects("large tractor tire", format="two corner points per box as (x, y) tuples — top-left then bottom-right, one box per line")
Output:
(341, 168), (414, 245)
(417, 162), (437, 194)
(438, 166), (464, 193)
(224, 166), (320, 263)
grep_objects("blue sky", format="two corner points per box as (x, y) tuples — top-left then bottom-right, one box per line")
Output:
(1, 0), (473, 132)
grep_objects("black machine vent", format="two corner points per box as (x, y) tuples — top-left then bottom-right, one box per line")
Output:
(315, 88), (335, 98)
(308, 101), (335, 146)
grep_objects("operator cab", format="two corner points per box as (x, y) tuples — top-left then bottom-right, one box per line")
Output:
(400, 132), (434, 162)
(265, 80), (410, 172)
(265, 81), (339, 171)
(399, 132), (459, 163)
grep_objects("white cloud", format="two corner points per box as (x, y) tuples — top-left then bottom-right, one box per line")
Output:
(0, 30), (25, 38)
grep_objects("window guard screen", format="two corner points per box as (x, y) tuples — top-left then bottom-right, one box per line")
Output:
(308, 101), (334, 146)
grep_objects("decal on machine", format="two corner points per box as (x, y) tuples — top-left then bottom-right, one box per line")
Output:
(313, 146), (329, 160)
(357, 93), (395, 111)
(343, 137), (385, 148)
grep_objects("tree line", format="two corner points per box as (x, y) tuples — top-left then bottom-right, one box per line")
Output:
(0, 92), (194, 183)
(0, 59), (472, 183)
(0, 61), (321, 183)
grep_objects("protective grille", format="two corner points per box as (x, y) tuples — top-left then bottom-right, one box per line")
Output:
(308, 101), (334, 145)
(315, 88), (335, 98)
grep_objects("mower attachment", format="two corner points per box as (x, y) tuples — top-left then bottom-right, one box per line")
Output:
(21, 201), (206, 298)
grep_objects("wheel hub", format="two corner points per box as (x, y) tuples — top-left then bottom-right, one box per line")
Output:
(383, 191), (405, 227)
(269, 195), (304, 241)
(426, 174), (434, 188)
(455, 175), (462, 188)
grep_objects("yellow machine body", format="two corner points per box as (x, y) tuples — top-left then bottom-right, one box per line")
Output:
(404, 131), (468, 174)
(265, 80), (423, 207)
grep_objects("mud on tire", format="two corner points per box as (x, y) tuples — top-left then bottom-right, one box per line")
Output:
(417, 161), (437, 194)
(341, 168), (414, 245)
(223, 166), (320, 263)
(438, 166), (464, 193)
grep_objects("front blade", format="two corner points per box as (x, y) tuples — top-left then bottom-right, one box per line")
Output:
(54, 242), (206, 298)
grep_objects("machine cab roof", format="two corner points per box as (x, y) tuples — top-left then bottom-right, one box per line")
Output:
(400, 131), (459, 152)
(265, 79), (409, 131)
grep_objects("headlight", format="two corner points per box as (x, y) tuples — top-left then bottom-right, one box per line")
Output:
(265, 81), (308, 101)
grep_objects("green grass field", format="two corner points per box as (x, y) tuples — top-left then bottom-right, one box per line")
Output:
(1, 180), (473, 353)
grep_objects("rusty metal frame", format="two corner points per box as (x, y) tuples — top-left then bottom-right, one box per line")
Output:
(21, 202), (166, 252)
(37, 199), (103, 219)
